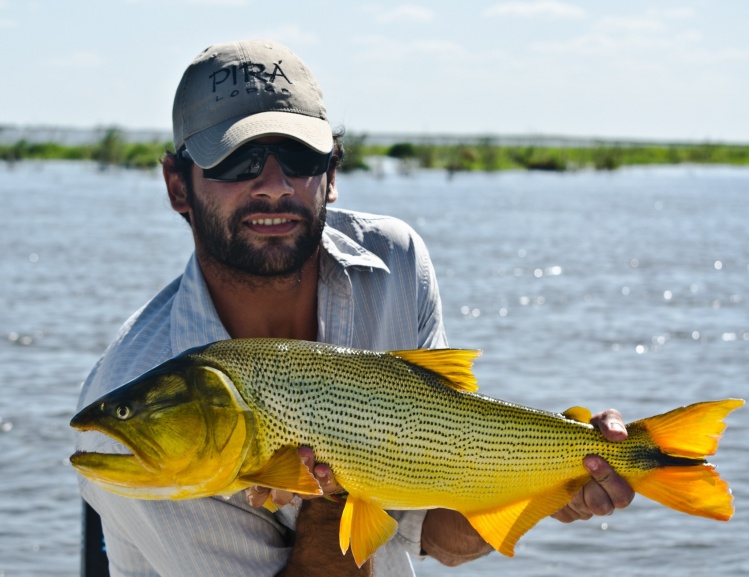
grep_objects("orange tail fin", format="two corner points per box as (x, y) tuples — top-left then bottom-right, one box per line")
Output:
(628, 398), (744, 521)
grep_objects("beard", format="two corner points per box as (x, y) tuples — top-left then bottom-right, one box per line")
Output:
(187, 185), (327, 278)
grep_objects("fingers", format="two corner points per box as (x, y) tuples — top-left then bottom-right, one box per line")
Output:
(245, 484), (272, 508)
(584, 409), (633, 513)
(312, 462), (344, 495)
(245, 447), (343, 508)
(299, 447), (342, 495)
(551, 409), (634, 525)
(583, 455), (635, 512)
(298, 446), (315, 470)
(551, 456), (636, 522)
(551, 490), (594, 523)
(590, 408), (628, 442)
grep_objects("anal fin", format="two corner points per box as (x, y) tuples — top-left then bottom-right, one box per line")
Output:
(464, 477), (588, 556)
(339, 496), (398, 567)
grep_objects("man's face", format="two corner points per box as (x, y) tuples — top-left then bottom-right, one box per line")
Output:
(184, 138), (335, 278)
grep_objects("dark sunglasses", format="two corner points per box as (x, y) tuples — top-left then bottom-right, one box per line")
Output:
(179, 142), (334, 182)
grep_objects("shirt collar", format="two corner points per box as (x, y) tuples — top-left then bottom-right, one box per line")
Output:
(170, 254), (230, 356)
(169, 225), (389, 355)
(320, 226), (390, 273)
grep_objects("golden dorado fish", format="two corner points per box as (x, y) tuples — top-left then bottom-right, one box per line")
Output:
(71, 338), (743, 566)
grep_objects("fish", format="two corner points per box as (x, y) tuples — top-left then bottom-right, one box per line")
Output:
(70, 338), (744, 567)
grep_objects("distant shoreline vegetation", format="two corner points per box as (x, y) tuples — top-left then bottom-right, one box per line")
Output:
(2, 127), (748, 173)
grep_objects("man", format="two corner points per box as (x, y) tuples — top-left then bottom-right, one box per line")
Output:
(75, 39), (634, 577)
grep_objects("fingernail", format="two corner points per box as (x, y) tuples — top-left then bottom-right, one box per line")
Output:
(585, 456), (600, 473)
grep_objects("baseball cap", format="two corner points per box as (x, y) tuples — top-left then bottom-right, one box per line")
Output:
(172, 40), (333, 169)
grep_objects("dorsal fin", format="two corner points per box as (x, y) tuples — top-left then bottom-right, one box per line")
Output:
(386, 348), (481, 393)
(562, 406), (592, 423)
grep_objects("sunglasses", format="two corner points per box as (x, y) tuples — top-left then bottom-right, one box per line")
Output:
(179, 142), (334, 182)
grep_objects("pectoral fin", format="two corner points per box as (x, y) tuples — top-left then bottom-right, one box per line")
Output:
(464, 477), (588, 556)
(236, 446), (322, 497)
(339, 496), (398, 567)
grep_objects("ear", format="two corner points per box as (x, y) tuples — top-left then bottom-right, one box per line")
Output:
(163, 156), (191, 214)
(326, 170), (338, 204)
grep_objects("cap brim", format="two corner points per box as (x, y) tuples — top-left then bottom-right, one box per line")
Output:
(184, 111), (333, 168)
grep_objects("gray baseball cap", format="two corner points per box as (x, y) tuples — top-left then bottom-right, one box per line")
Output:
(172, 39), (333, 168)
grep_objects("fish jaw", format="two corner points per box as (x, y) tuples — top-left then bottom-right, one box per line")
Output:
(69, 451), (189, 498)
(70, 359), (257, 499)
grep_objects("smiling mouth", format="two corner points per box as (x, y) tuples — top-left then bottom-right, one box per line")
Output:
(250, 217), (293, 226)
(243, 216), (301, 236)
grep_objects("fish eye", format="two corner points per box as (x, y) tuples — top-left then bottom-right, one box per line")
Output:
(115, 405), (132, 420)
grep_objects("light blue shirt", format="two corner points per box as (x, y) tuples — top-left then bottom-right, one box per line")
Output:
(77, 208), (448, 577)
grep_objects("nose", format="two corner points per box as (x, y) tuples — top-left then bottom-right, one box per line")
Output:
(249, 153), (294, 200)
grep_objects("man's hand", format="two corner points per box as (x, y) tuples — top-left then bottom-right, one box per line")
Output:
(552, 409), (635, 522)
(245, 447), (343, 509)
(245, 448), (370, 576)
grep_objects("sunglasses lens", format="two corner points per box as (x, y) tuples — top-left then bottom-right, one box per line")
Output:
(202, 143), (332, 182)
(203, 147), (265, 181)
(277, 145), (332, 177)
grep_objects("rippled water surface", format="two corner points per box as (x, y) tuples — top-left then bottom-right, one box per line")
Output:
(1, 161), (747, 576)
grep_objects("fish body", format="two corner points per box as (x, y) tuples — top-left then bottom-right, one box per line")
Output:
(71, 338), (743, 566)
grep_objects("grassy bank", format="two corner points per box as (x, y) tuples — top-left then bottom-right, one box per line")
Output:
(0, 128), (170, 169)
(2, 128), (748, 173)
(350, 138), (749, 172)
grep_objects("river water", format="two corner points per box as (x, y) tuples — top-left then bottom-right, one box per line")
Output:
(1, 161), (747, 576)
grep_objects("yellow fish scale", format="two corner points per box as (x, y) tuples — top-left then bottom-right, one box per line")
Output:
(188, 339), (650, 512)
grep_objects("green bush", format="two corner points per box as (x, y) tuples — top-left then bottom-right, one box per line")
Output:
(3, 132), (748, 172)
(339, 133), (370, 172)
(387, 142), (417, 159)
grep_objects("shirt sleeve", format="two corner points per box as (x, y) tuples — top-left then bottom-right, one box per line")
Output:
(414, 231), (448, 349)
(388, 509), (429, 558)
(83, 482), (293, 577)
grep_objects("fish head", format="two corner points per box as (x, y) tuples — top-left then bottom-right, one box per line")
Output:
(70, 357), (256, 499)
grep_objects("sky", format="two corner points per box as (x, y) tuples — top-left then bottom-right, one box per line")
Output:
(1, 0), (748, 142)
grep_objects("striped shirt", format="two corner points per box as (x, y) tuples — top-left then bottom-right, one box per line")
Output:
(76, 208), (448, 577)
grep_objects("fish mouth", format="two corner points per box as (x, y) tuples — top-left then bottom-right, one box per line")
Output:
(70, 450), (139, 471)
(69, 412), (172, 495)
(70, 401), (165, 474)
(69, 451), (177, 498)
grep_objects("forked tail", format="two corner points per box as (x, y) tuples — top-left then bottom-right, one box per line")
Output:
(627, 398), (744, 520)
(461, 398), (743, 559)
